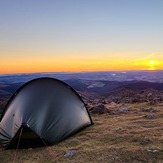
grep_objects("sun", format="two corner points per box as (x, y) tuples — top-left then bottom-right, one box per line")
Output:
(149, 60), (155, 65)
(148, 60), (157, 70)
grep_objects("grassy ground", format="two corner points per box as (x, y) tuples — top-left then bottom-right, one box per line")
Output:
(0, 102), (163, 163)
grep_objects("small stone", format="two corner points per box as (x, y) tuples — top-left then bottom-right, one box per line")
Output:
(148, 107), (155, 113)
(64, 150), (76, 157)
(120, 108), (128, 113)
(145, 114), (156, 119)
(147, 149), (159, 153)
(114, 108), (119, 113)
(110, 101), (116, 105)
(140, 140), (150, 145)
(147, 93), (153, 97)
(140, 108), (145, 112)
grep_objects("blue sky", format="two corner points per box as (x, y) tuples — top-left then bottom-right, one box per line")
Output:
(0, 0), (163, 73)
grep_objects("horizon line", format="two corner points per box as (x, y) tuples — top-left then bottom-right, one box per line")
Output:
(0, 69), (163, 76)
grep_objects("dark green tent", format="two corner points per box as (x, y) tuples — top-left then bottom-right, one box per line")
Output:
(0, 78), (93, 148)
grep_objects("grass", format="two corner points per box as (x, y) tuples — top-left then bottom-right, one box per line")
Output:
(0, 102), (163, 163)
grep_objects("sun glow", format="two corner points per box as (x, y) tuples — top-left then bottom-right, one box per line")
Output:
(133, 58), (163, 71)
(148, 60), (156, 70)
(0, 53), (163, 74)
(149, 60), (155, 65)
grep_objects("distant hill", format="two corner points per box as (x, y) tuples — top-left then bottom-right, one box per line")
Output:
(0, 79), (163, 99)
(0, 83), (23, 99)
(0, 73), (163, 113)
(0, 70), (163, 83)
(65, 79), (163, 96)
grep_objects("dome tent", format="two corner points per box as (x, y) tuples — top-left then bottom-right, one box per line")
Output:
(0, 77), (93, 148)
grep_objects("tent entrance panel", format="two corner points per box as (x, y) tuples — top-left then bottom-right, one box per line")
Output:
(7, 126), (48, 149)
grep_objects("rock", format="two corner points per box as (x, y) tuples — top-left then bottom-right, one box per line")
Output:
(147, 149), (159, 153)
(114, 108), (120, 113)
(148, 107), (155, 113)
(104, 99), (109, 104)
(140, 107), (155, 113)
(110, 101), (116, 105)
(153, 97), (160, 102)
(140, 140), (150, 145)
(90, 104), (109, 114)
(140, 108), (145, 112)
(95, 103), (103, 107)
(86, 103), (92, 109)
(147, 93), (153, 97)
(149, 101), (156, 105)
(64, 150), (76, 157)
(120, 108), (128, 113)
(113, 108), (128, 114)
(92, 99), (100, 104)
(145, 114), (156, 119)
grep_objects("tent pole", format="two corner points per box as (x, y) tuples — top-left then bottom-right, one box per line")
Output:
(12, 127), (23, 163)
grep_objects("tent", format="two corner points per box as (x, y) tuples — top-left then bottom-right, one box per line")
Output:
(0, 77), (93, 148)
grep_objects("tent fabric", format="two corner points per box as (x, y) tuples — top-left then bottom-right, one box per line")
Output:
(0, 77), (93, 147)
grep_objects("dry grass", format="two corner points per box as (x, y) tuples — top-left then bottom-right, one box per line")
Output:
(0, 102), (163, 163)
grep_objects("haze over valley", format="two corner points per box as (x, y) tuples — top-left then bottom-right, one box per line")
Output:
(0, 71), (163, 113)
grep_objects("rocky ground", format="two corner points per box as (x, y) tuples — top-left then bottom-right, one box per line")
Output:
(0, 89), (163, 163)
(0, 101), (163, 163)
(81, 88), (163, 110)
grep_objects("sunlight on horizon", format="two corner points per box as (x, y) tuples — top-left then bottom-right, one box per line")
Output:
(148, 60), (156, 70)
(147, 60), (157, 70)
(149, 60), (155, 65)
(0, 57), (162, 75)
(0, 1), (163, 74)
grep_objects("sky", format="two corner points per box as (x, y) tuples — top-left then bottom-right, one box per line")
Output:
(0, 0), (163, 74)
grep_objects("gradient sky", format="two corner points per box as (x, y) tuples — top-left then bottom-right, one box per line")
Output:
(0, 0), (163, 74)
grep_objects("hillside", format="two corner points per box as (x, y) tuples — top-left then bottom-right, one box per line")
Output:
(0, 102), (163, 163)
(0, 75), (163, 162)
(1, 79), (163, 98)
(1, 79), (163, 114)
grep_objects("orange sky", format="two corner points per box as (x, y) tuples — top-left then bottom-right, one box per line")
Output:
(1, 52), (163, 74)
(0, 1), (163, 74)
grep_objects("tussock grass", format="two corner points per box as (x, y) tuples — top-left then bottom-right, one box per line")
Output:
(0, 103), (163, 163)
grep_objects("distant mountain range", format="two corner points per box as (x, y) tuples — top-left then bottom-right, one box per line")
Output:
(0, 70), (163, 83)
(0, 71), (163, 114)
(0, 72), (163, 99)
(65, 79), (163, 96)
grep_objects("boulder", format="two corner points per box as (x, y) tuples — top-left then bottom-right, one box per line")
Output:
(90, 104), (109, 114)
